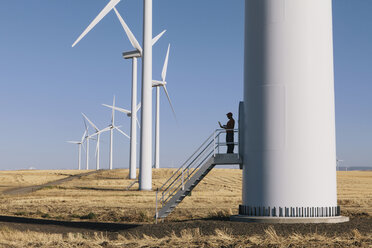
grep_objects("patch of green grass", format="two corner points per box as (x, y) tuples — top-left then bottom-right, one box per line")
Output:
(80, 212), (97, 220)
(13, 211), (27, 216)
(41, 186), (56, 190)
(206, 209), (233, 220)
(40, 185), (67, 191)
(41, 213), (50, 218)
(69, 214), (81, 219)
(54, 215), (64, 220)
(138, 210), (151, 222)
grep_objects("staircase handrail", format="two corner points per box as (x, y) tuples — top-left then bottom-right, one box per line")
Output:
(160, 137), (214, 204)
(158, 132), (215, 192)
(155, 128), (238, 220)
(162, 148), (214, 204)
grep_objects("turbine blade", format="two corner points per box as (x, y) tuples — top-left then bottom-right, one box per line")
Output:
(88, 132), (98, 139)
(136, 117), (140, 129)
(82, 116), (89, 132)
(162, 85), (177, 121)
(152, 30), (166, 46)
(98, 126), (111, 134)
(67, 141), (79, 144)
(113, 7), (142, 54)
(72, 0), (121, 47)
(161, 44), (170, 82)
(102, 104), (131, 114)
(81, 130), (87, 143)
(82, 113), (99, 132)
(115, 127), (130, 139)
(111, 96), (116, 125)
(136, 102), (141, 113)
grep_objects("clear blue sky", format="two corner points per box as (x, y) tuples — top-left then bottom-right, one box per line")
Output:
(0, 0), (370, 170)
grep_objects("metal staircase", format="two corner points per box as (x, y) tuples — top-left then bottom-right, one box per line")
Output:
(155, 129), (242, 222)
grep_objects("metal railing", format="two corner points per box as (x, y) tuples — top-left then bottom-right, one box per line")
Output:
(155, 129), (238, 222)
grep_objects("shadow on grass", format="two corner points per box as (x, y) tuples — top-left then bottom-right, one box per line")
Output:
(75, 187), (128, 192)
(0, 215), (140, 232)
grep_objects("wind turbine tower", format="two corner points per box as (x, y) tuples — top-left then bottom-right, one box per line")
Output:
(67, 130), (86, 170)
(152, 44), (176, 169)
(114, 8), (165, 179)
(139, 0), (153, 190)
(233, 0), (348, 223)
(82, 113), (110, 170)
(82, 119), (92, 170)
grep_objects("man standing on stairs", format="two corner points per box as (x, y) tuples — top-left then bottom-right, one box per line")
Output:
(219, 112), (235, 153)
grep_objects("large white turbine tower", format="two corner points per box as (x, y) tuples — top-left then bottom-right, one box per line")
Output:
(82, 113), (110, 170)
(233, 0), (348, 223)
(139, 0), (153, 191)
(66, 130), (86, 170)
(114, 8), (165, 180)
(152, 44), (176, 169)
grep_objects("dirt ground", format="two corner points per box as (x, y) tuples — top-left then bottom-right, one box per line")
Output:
(0, 215), (371, 239)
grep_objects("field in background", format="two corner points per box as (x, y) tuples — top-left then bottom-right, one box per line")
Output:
(0, 169), (371, 247)
(337, 171), (372, 217)
(0, 169), (242, 222)
(0, 170), (83, 192)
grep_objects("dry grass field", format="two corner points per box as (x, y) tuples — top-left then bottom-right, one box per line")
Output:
(0, 168), (243, 222)
(0, 225), (370, 248)
(0, 170), (83, 192)
(337, 171), (372, 217)
(0, 168), (370, 247)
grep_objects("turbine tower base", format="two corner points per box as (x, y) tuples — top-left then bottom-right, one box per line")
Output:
(230, 205), (349, 223)
(230, 215), (349, 224)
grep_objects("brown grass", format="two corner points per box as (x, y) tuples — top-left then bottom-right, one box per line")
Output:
(0, 168), (243, 222)
(337, 171), (372, 216)
(0, 170), (82, 192)
(0, 224), (370, 248)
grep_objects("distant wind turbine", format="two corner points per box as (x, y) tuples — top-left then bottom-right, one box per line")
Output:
(72, 3), (165, 179)
(336, 158), (344, 171)
(82, 113), (110, 170)
(71, 0), (158, 190)
(152, 44), (177, 169)
(105, 96), (130, 170)
(82, 118), (95, 170)
(102, 102), (141, 176)
(66, 130), (87, 170)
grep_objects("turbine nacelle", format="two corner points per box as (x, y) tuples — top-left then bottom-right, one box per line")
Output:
(152, 80), (166, 87)
(103, 102), (141, 129)
(123, 50), (142, 59)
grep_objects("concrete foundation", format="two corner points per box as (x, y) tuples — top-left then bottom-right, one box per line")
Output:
(230, 215), (349, 224)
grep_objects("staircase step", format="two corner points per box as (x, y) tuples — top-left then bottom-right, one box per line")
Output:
(156, 156), (218, 221)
